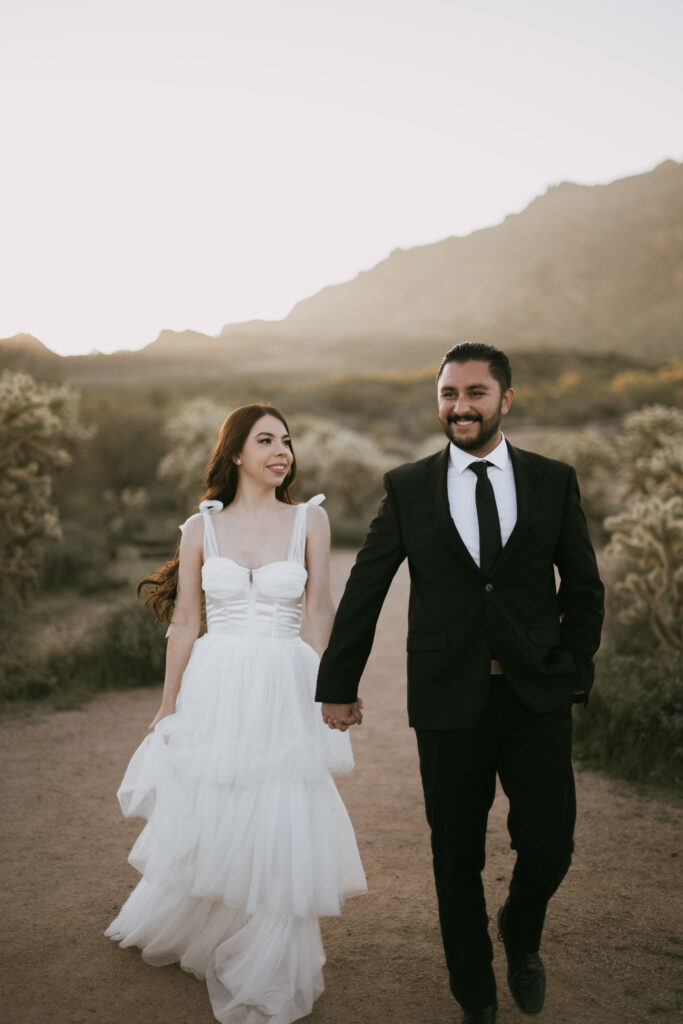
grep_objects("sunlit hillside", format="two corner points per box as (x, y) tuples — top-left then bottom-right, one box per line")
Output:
(280, 159), (683, 361)
(4, 159), (680, 384)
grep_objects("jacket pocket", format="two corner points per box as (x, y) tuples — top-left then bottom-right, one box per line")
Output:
(528, 626), (562, 647)
(406, 632), (449, 652)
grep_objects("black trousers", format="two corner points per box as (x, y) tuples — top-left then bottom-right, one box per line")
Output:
(415, 675), (576, 1012)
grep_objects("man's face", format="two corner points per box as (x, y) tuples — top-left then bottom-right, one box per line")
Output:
(437, 360), (514, 456)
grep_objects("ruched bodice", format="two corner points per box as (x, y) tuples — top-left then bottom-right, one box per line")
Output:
(181, 494), (325, 642)
(202, 557), (308, 639)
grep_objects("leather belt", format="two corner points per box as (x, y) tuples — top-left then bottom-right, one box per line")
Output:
(490, 659), (504, 675)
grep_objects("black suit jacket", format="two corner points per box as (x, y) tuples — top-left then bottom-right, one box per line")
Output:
(316, 442), (605, 730)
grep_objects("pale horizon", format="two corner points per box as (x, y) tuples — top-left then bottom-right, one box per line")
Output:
(1, 0), (682, 357)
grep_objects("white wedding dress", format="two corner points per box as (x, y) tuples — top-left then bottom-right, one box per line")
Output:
(106, 495), (366, 1024)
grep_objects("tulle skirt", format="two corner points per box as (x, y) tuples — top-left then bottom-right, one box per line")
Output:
(106, 632), (366, 1024)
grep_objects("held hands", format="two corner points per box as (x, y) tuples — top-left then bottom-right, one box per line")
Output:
(321, 698), (364, 731)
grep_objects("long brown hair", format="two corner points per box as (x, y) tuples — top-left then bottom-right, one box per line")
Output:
(138, 404), (297, 623)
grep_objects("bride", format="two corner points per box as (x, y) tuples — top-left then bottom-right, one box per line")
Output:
(106, 403), (367, 1024)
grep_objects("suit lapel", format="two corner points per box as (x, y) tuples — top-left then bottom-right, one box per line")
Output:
(493, 441), (542, 570)
(427, 440), (543, 574)
(428, 445), (480, 570)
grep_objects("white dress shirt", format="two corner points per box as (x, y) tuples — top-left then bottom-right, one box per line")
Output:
(447, 434), (518, 568)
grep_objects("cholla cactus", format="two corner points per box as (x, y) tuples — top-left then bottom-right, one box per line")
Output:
(605, 495), (683, 651)
(618, 404), (683, 498)
(157, 398), (229, 511)
(632, 435), (683, 501)
(0, 371), (92, 600)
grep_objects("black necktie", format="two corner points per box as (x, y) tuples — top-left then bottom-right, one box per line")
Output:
(468, 461), (502, 575)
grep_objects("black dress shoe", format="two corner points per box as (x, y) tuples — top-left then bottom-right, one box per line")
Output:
(497, 904), (546, 1015)
(462, 1005), (497, 1024)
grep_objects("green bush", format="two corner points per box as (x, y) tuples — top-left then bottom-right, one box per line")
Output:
(573, 648), (683, 788)
(0, 596), (166, 704)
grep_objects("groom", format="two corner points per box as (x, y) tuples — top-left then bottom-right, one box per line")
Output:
(316, 342), (604, 1023)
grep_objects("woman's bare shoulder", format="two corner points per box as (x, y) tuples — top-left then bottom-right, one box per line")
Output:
(179, 512), (204, 546)
(305, 502), (330, 538)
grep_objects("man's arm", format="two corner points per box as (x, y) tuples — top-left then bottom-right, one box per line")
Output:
(316, 474), (407, 706)
(554, 466), (605, 700)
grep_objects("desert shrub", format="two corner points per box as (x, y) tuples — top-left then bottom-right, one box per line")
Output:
(514, 370), (622, 424)
(593, 405), (683, 653)
(0, 621), (50, 701)
(0, 596), (166, 704)
(69, 597), (166, 692)
(608, 359), (683, 411)
(52, 394), (167, 520)
(289, 414), (393, 543)
(0, 371), (92, 601)
(157, 397), (229, 513)
(39, 488), (151, 594)
(511, 356), (682, 425)
(310, 370), (439, 441)
(617, 404), (683, 500)
(636, 436), (683, 500)
(576, 405), (683, 788)
(539, 428), (619, 541)
(40, 522), (111, 591)
(542, 403), (683, 547)
(605, 495), (683, 652)
(599, 564), (654, 656)
(518, 403), (683, 788)
(573, 648), (683, 787)
(101, 486), (151, 555)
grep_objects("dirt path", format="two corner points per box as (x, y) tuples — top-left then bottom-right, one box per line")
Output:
(1, 553), (681, 1024)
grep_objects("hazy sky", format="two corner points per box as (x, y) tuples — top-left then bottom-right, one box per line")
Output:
(1, 0), (681, 356)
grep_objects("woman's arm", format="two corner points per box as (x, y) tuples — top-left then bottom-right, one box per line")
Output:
(148, 516), (204, 733)
(304, 504), (363, 730)
(303, 504), (336, 658)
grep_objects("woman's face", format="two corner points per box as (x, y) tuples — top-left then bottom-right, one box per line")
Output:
(236, 414), (293, 488)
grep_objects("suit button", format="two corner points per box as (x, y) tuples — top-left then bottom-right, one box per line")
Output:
(484, 583), (494, 592)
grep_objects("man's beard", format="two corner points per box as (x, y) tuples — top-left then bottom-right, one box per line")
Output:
(441, 407), (502, 452)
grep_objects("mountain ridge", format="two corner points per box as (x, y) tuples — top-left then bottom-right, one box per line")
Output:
(3, 158), (682, 373)
(277, 159), (683, 358)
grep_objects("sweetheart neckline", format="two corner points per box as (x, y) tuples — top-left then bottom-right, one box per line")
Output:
(203, 555), (307, 574)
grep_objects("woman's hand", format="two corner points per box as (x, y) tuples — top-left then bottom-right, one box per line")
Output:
(147, 705), (175, 734)
(321, 697), (364, 731)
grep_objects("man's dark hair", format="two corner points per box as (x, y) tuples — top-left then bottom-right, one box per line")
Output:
(437, 342), (512, 392)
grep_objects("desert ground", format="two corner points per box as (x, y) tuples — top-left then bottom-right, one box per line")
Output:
(1, 553), (681, 1024)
